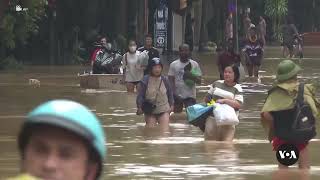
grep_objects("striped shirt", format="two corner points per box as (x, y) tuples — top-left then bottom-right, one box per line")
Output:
(207, 80), (243, 104)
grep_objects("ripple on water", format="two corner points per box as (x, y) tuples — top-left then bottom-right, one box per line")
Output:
(112, 163), (320, 177)
(0, 136), (16, 142)
(111, 137), (273, 145)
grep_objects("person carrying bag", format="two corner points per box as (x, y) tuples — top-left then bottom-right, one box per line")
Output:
(203, 64), (244, 141)
(261, 59), (320, 169)
(136, 58), (174, 130)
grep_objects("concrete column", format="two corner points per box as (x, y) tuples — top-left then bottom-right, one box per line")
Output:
(193, 0), (202, 49)
(172, 13), (184, 51)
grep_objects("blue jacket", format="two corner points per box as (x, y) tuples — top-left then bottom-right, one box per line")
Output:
(136, 75), (174, 108)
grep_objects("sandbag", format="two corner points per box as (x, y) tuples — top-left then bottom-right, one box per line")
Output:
(213, 103), (239, 126)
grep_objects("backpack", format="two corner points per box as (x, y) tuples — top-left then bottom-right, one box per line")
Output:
(287, 83), (316, 142)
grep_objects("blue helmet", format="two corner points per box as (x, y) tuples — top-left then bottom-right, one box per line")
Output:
(18, 100), (106, 179)
(149, 57), (163, 69)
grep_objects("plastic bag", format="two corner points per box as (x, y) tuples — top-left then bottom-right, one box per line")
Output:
(213, 103), (239, 126)
(184, 68), (201, 87)
(212, 87), (235, 100)
(186, 104), (214, 127)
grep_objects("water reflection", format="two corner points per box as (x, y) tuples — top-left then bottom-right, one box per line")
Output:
(272, 169), (310, 180)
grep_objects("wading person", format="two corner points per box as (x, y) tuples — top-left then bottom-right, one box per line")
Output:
(168, 44), (202, 113)
(204, 65), (243, 141)
(281, 16), (299, 58)
(138, 34), (160, 75)
(9, 100), (106, 180)
(242, 27), (264, 78)
(136, 58), (174, 131)
(261, 60), (320, 169)
(225, 13), (233, 41)
(217, 38), (241, 80)
(258, 15), (267, 46)
(122, 39), (149, 93)
(243, 13), (251, 39)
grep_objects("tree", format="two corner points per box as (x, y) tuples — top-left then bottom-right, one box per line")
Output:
(265, 0), (288, 41)
(0, 0), (47, 67)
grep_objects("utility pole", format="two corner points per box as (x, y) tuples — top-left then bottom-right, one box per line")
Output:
(235, 0), (239, 53)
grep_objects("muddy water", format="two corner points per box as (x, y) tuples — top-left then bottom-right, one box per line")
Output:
(0, 47), (319, 179)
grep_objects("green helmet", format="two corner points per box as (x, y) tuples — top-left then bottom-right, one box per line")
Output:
(18, 100), (106, 179)
(276, 60), (301, 82)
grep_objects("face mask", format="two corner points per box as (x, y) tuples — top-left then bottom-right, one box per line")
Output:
(129, 46), (137, 52)
(106, 43), (112, 50)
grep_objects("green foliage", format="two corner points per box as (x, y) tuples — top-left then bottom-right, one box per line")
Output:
(265, 0), (288, 17)
(0, 0), (47, 50)
(265, 0), (288, 41)
(0, 55), (23, 70)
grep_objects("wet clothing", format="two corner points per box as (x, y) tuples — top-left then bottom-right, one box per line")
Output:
(122, 51), (149, 83)
(261, 81), (320, 142)
(128, 81), (140, 85)
(272, 137), (308, 151)
(204, 80), (243, 134)
(217, 51), (241, 79)
(168, 59), (202, 99)
(137, 75), (174, 115)
(271, 108), (308, 151)
(242, 40), (264, 66)
(137, 46), (160, 75)
(207, 80), (244, 107)
(92, 49), (122, 74)
(173, 96), (197, 113)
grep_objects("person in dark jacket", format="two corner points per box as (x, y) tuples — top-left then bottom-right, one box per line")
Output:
(136, 58), (174, 131)
(138, 34), (160, 75)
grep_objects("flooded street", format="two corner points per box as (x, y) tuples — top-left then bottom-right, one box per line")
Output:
(0, 47), (319, 179)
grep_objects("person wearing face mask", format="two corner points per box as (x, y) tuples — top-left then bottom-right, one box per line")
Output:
(242, 27), (264, 78)
(122, 39), (149, 93)
(136, 58), (174, 131)
(168, 44), (202, 113)
(217, 38), (241, 80)
(92, 36), (122, 74)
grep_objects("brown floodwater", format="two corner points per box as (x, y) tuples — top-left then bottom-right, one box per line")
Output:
(0, 47), (319, 179)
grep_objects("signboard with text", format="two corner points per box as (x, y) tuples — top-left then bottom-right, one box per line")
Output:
(154, 1), (168, 49)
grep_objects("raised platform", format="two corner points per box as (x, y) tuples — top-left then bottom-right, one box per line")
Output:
(79, 74), (126, 90)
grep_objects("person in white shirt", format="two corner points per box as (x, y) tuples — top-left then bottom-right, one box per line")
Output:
(168, 44), (202, 113)
(122, 39), (149, 93)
